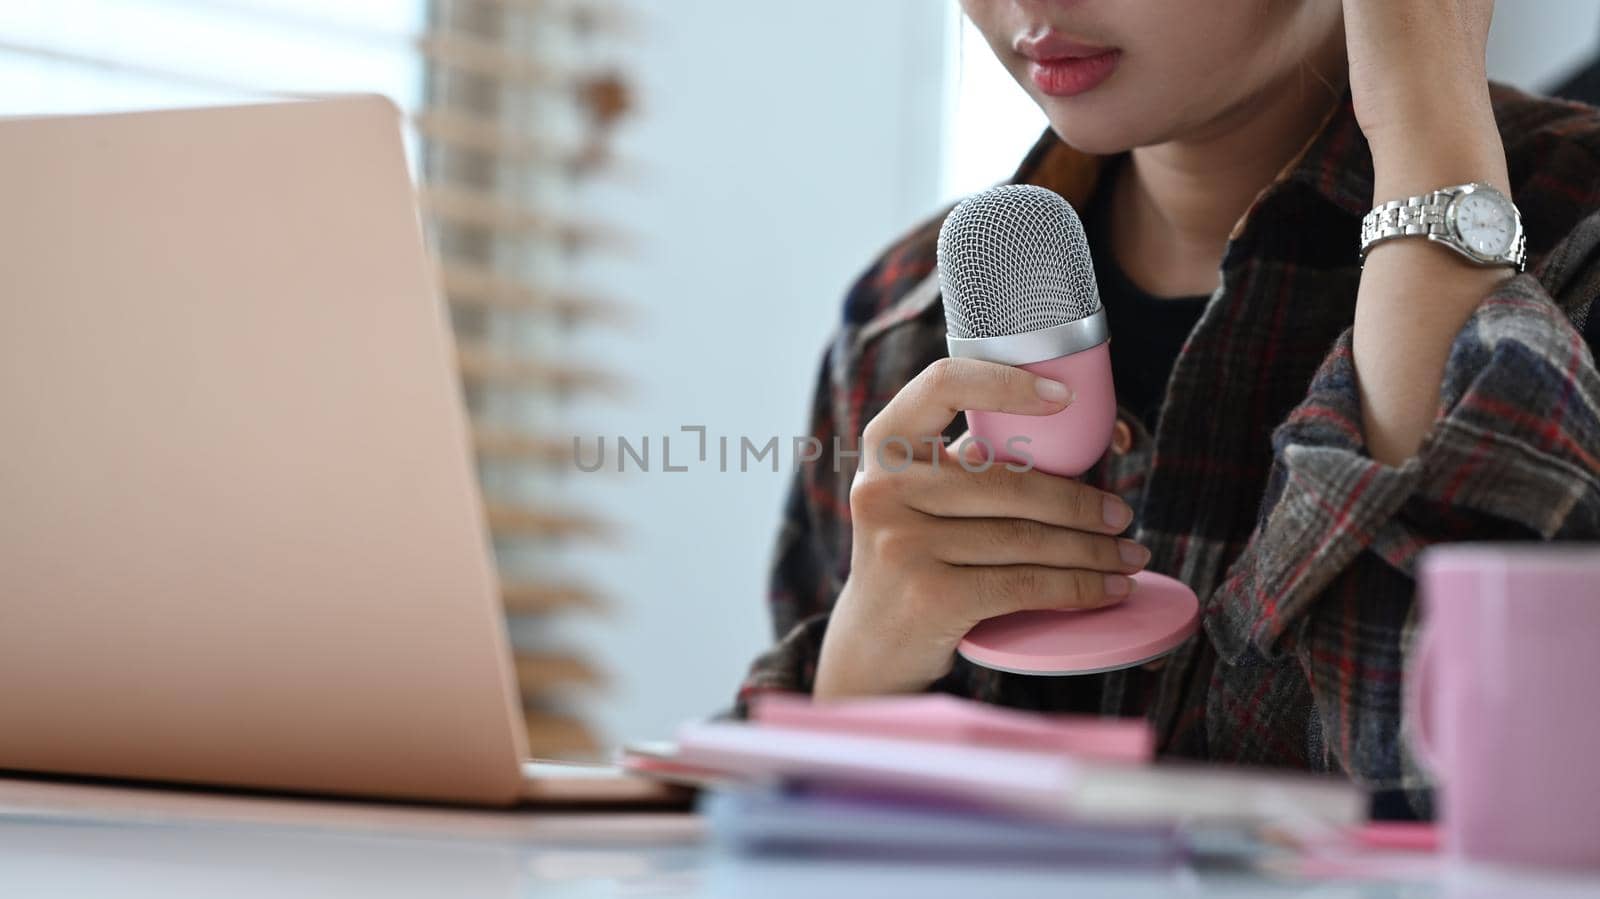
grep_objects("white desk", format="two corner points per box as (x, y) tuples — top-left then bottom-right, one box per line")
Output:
(4, 776), (1599, 898)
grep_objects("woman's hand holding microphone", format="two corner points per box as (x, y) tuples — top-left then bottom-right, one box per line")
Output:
(813, 357), (1152, 700)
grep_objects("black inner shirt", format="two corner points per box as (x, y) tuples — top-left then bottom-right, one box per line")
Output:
(1084, 157), (1212, 433)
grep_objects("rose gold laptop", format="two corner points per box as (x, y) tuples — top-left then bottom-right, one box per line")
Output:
(0, 97), (668, 807)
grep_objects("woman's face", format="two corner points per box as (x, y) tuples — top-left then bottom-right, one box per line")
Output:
(960, 0), (1345, 154)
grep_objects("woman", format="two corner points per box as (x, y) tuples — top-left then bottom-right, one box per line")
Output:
(738, 0), (1600, 817)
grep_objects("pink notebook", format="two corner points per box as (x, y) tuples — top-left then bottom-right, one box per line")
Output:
(749, 692), (1153, 763)
(674, 720), (1365, 828)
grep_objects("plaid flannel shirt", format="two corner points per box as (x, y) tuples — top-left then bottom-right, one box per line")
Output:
(736, 81), (1600, 815)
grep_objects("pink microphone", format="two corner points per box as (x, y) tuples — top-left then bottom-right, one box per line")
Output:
(937, 185), (1116, 476)
(936, 184), (1199, 677)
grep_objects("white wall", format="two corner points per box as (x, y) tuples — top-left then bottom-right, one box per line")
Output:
(538, 0), (950, 750)
(1487, 0), (1600, 91)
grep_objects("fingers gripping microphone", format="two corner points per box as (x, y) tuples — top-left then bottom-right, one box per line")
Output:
(936, 184), (1199, 677)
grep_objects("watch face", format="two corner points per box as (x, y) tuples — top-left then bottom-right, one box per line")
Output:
(1452, 190), (1517, 258)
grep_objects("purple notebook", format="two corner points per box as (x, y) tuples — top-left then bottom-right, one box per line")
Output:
(703, 782), (1184, 867)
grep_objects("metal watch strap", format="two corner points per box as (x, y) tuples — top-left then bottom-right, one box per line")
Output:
(1359, 185), (1526, 271)
(1361, 190), (1452, 248)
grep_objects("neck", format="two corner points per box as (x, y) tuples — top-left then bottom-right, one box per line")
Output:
(1111, 68), (1348, 298)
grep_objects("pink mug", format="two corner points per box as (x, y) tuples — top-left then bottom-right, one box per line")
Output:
(1409, 544), (1600, 869)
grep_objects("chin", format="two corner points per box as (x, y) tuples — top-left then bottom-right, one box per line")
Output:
(1033, 91), (1155, 157)
(1042, 119), (1140, 157)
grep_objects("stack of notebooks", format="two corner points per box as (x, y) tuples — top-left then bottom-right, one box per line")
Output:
(622, 693), (1374, 869)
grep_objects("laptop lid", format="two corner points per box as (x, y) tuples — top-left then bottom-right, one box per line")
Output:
(0, 96), (529, 805)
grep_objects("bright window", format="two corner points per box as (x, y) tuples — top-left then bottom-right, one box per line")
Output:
(0, 0), (425, 116)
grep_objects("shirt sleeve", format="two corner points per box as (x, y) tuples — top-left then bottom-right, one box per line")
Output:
(1207, 216), (1600, 809)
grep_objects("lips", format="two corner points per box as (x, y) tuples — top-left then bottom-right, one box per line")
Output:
(1015, 30), (1120, 98)
(1015, 31), (1115, 63)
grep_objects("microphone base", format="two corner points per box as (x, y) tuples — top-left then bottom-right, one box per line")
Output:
(955, 571), (1200, 677)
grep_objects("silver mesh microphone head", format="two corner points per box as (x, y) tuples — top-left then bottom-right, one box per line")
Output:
(937, 184), (1101, 340)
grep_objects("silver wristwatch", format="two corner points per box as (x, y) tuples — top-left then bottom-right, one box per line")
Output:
(1359, 182), (1525, 271)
